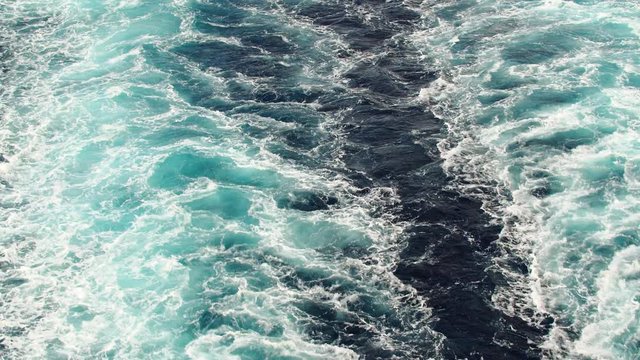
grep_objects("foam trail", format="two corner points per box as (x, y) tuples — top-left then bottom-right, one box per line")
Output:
(411, 0), (640, 358)
(0, 0), (444, 358)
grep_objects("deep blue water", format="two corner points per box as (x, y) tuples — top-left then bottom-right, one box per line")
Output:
(0, 0), (638, 359)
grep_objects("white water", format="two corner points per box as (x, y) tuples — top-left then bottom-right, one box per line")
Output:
(0, 1), (442, 358)
(413, 0), (640, 358)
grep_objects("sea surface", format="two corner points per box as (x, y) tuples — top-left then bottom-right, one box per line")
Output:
(0, 0), (638, 359)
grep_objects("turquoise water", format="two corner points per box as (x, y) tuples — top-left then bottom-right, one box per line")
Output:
(415, 0), (640, 358)
(0, 1), (442, 358)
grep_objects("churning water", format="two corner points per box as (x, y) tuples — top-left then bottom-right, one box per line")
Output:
(0, 0), (638, 359)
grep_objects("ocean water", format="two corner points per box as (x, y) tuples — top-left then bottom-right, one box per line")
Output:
(0, 0), (638, 359)
(0, 1), (442, 358)
(415, 0), (640, 358)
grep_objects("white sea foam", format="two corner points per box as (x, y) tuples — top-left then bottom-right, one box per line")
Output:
(0, 0), (443, 358)
(411, 0), (640, 358)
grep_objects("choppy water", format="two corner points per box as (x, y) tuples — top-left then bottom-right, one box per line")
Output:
(0, 0), (638, 359)
(416, 0), (640, 358)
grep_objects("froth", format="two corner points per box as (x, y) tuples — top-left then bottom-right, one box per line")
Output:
(411, 0), (640, 358)
(0, 0), (441, 358)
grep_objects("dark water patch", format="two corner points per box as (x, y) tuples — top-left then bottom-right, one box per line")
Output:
(295, 1), (419, 53)
(230, 104), (323, 126)
(152, 0), (550, 357)
(295, 300), (370, 346)
(239, 123), (270, 139)
(530, 181), (563, 199)
(391, 172), (545, 359)
(345, 28), (395, 52)
(278, 262), (434, 358)
(174, 41), (298, 78)
(346, 143), (432, 180)
(279, 266), (343, 291)
(251, 85), (324, 104)
(297, 1), (549, 357)
(193, 21), (269, 38)
(375, 50), (438, 85)
(345, 106), (440, 146)
(264, 144), (316, 165)
(276, 191), (338, 212)
(345, 62), (408, 96)
(297, 4), (363, 29)
(242, 34), (296, 54)
(316, 92), (362, 113)
(294, 299), (393, 353)
(382, 5), (421, 23)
